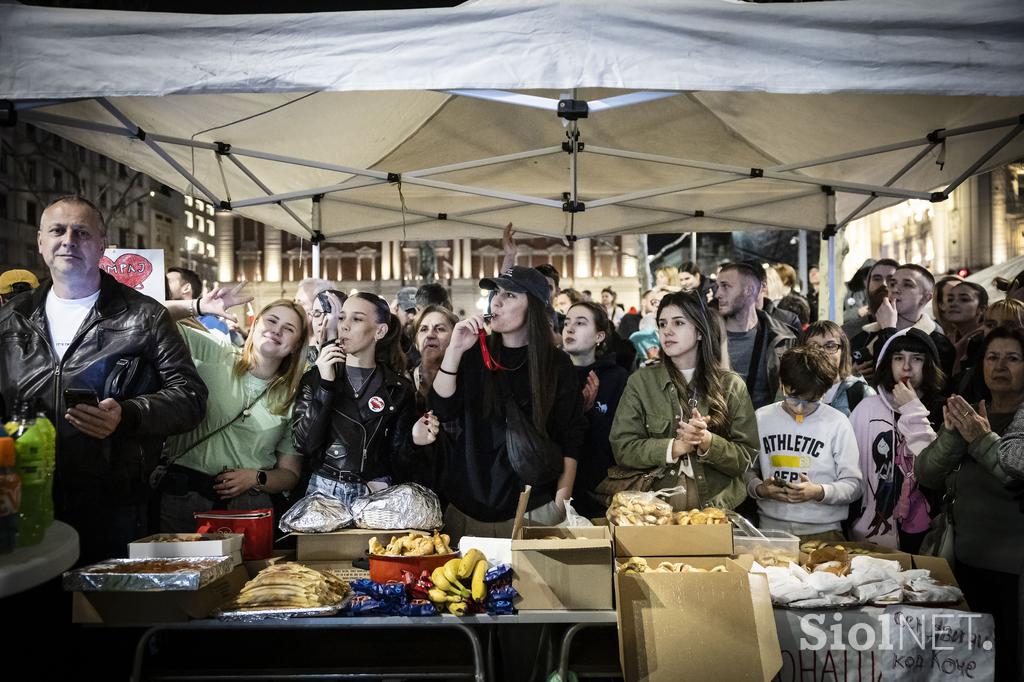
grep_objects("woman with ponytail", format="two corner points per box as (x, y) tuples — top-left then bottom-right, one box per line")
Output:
(424, 266), (586, 541)
(292, 292), (417, 506)
(610, 290), (758, 510)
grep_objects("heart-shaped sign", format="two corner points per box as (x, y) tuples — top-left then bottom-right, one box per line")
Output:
(98, 253), (154, 290)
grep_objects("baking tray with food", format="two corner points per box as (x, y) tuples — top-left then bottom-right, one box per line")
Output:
(63, 556), (235, 592)
(215, 562), (351, 621)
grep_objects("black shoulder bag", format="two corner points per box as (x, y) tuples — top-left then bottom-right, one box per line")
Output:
(498, 373), (564, 486)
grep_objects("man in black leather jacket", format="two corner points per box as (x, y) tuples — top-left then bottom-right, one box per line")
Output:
(0, 197), (207, 563)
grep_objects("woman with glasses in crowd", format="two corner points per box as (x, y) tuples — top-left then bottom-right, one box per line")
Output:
(798, 320), (875, 416)
(292, 292), (417, 507)
(610, 290), (757, 511)
(304, 289), (347, 368)
(159, 294), (309, 532)
(849, 328), (944, 552)
(918, 326), (1024, 681)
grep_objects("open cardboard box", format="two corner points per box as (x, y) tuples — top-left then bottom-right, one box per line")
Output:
(301, 560), (371, 582)
(291, 528), (426, 561)
(799, 540), (913, 570)
(71, 565), (248, 625)
(615, 556), (781, 682)
(911, 554), (970, 611)
(613, 523), (733, 558)
(512, 525), (614, 610)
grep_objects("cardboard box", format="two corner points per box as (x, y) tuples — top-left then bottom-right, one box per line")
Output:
(71, 565), (248, 625)
(799, 540), (913, 570)
(129, 533), (244, 560)
(244, 550), (294, 579)
(512, 526), (614, 610)
(293, 529), (424, 561)
(615, 557), (781, 682)
(613, 523), (733, 558)
(911, 554), (970, 610)
(300, 560), (371, 582)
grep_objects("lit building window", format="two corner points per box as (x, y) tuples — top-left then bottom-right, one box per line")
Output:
(208, 220), (215, 237)
(205, 205), (214, 217)
(184, 196), (193, 207)
(197, 219), (204, 234)
(185, 212), (193, 229)
(207, 244), (215, 258)
(195, 199), (205, 212)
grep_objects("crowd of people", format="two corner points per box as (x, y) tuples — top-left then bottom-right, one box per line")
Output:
(2, 196), (1023, 676)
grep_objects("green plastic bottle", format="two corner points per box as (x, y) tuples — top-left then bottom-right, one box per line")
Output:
(12, 399), (55, 547)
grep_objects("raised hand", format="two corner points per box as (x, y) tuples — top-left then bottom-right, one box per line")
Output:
(200, 281), (253, 322)
(315, 342), (346, 382)
(581, 371), (600, 413)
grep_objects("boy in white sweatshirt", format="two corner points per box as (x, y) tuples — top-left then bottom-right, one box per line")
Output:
(747, 345), (863, 540)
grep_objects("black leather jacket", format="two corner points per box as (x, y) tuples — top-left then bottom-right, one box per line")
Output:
(0, 272), (207, 508)
(292, 364), (417, 484)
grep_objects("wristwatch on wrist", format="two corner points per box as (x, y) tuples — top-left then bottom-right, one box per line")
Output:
(253, 469), (268, 493)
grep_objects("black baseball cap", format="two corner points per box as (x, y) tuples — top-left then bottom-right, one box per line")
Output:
(480, 266), (551, 305)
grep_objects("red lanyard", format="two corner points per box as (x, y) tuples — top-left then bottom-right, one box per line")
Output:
(478, 329), (513, 372)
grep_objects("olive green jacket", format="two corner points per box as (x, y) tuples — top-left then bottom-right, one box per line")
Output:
(609, 364), (758, 510)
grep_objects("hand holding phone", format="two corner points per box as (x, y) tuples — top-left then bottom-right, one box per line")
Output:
(64, 388), (100, 410)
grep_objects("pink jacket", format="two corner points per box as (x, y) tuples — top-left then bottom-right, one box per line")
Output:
(849, 389), (936, 548)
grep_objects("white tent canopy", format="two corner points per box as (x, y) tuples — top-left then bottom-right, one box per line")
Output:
(3, 0), (1024, 312)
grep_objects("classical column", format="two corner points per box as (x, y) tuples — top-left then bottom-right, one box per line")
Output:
(392, 241), (402, 282)
(620, 236), (640, 278)
(381, 241), (392, 280)
(462, 238), (473, 279)
(215, 211), (235, 282)
(992, 168), (1009, 266)
(452, 239), (461, 280)
(574, 238), (592, 279)
(264, 226), (282, 282)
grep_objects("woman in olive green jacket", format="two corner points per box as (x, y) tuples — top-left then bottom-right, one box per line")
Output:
(610, 291), (758, 510)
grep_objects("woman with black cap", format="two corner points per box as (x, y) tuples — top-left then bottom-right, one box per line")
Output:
(292, 292), (417, 507)
(422, 266), (586, 541)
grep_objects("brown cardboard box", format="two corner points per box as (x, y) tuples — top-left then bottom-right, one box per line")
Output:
(799, 540), (913, 570)
(911, 554), (970, 610)
(71, 565), (248, 625)
(615, 557), (781, 682)
(292, 529), (424, 561)
(301, 560), (371, 581)
(613, 523), (733, 558)
(244, 549), (294, 578)
(512, 526), (614, 610)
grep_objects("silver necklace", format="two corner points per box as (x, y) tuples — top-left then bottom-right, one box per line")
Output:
(348, 366), (376, 398)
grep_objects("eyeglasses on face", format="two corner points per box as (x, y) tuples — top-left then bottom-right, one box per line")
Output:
(812, 341), (842, 353)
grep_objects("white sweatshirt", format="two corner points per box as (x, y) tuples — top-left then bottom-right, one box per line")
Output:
(748, 402), (863, 532)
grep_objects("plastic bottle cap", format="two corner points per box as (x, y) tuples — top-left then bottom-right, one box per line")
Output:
(0, 438), (14, 467)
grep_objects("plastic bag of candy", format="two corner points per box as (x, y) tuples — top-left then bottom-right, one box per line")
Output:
(483, 564), (517, 615)
(351, 579), (407, 599)
(398, 599), (439, 617)
(344, 594), (401, 616)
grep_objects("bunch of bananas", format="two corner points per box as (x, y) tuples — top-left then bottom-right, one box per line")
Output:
(428, 549), (489, 616)
(368, 530), (454, 557)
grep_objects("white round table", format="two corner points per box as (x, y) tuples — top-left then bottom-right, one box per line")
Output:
(0, 521), (79, 598)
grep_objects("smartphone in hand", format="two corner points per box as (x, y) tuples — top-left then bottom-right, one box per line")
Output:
(64, 388), (100, 410)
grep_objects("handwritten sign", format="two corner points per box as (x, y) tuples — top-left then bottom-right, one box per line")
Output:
(774, 605), (995, 681)
(100, 249), (165, 301)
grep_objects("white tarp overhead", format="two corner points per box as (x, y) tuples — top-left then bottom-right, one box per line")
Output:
(2, 0), (1024, 243)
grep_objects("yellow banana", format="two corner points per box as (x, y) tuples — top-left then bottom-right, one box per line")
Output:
(471, 558), (489, 601)
(448, 601), (468, 616)
(428, 588), (462, 603)
(431, 567), (453, 592)
(458, 548), (484, 580)
(443, 558), (462, 583)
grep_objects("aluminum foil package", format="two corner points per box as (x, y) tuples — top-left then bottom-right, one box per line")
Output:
(278, 491), (353, 533)
(62, 556), (234, 592)
(350, 483), (442, 530)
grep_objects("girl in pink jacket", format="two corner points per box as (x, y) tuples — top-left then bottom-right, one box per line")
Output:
(849, 328), (945, 552)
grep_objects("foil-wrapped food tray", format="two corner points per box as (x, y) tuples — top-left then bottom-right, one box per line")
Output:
(63, 556), (235, 592)
(214, 596), (351, 622)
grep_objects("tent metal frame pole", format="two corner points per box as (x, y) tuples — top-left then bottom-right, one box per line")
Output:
(230, 178), (387, 209)
(585, 210), (819, 240)
(826, 188), (838, 322)
(441, 89), (678, 113)
(96, 98), (222, 207)
(941, 121), (1024, 197)
(631, 187), (822, 215)
(20, 110), (138, 138)
(798, 230), (808, 294)
(328, 197), (523, 223)
(397, 175), (564, 209)
(405, 147), (562, 177)
(690, 232), (697, 264)
(586, 145), (934, 201)
(226, 146), (392, 181)
(838, 143), (938, 229)
(225, 153), (312, 234)
(586, 176), (745, 209)
(311, 197), (322, 279)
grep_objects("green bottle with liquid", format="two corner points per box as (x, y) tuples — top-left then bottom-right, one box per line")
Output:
(11, 399), (56, 546)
